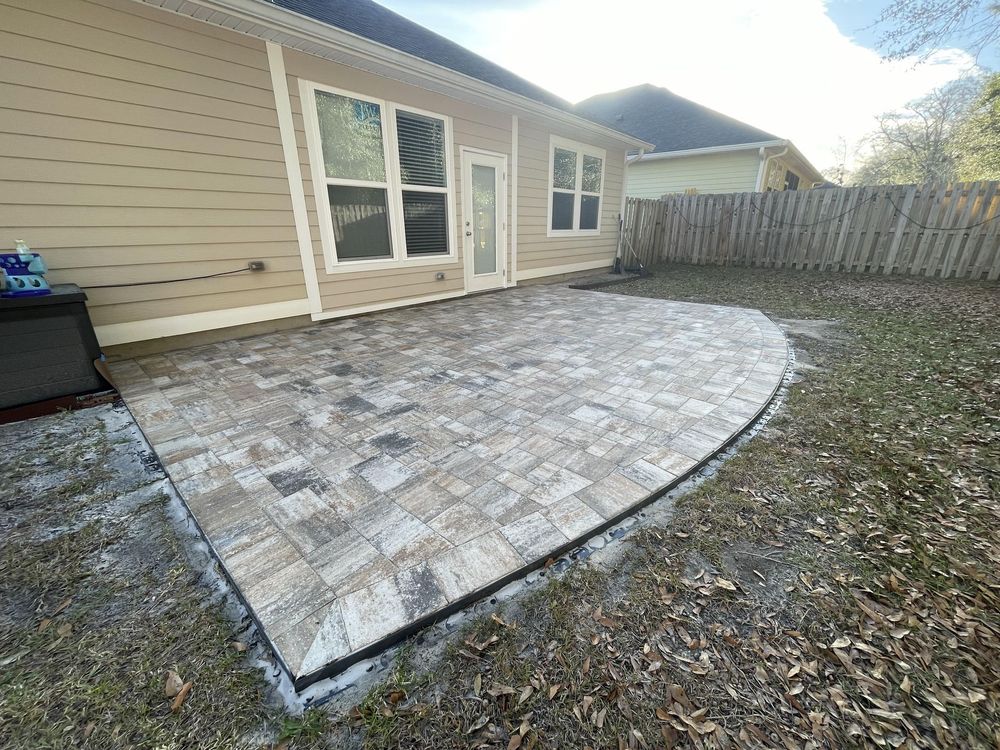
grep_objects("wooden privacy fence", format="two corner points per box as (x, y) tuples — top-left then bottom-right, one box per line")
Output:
(621, 182), (1000, 280)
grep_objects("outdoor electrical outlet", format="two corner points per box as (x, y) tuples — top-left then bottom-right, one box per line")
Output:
(436, 272), (445, 280)
(248, 261), (266, 271)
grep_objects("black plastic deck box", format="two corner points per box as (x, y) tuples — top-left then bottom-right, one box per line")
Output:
(0, 284), (104, 410)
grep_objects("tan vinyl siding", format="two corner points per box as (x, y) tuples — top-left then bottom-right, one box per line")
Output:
(281, 49), (513, 313)
(0, 0), (639, 342)
(516, 119), (625, 275)
(0, 0), (307, 328)
(626, 150), (761, 197)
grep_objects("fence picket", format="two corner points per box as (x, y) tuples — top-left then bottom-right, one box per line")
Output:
(960, 182), (998, 279)
(942, 182), (979, 278)
(910, 184), (947, 276)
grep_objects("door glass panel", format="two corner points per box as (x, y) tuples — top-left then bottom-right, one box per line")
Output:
(471, 164), (497, 275)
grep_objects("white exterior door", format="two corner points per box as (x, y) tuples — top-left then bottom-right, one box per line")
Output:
(461, 149), (507, 293)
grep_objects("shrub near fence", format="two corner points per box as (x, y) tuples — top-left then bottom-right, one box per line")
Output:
(621, 182), (1000, 280)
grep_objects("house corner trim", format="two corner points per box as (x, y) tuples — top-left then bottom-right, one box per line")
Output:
(510, 114), (518, 286)
(266, 41), (323, 314)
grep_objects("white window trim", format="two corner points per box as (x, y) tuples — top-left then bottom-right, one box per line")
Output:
(546, 135), (606, 238)
(299, 79), (457, 274)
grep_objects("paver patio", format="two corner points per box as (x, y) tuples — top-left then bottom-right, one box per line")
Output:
(112, 284), (787, 687)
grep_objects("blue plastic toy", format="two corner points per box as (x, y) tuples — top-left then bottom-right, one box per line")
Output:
(1, 240), (51, 297)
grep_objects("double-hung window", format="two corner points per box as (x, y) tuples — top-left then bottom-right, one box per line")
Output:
(302, 81), (455, 272)
(547, 136), (605, 237)
(396, 110), (450, 257)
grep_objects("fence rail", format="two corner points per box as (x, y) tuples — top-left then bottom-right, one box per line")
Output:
(621, 182), (1000, 280)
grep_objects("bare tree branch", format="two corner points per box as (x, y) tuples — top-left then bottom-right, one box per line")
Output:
(873, 0), (1000, 61)
(852, 76), (985, 184)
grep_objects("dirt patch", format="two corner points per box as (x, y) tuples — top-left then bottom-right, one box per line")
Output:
(719, 542), (799, 608)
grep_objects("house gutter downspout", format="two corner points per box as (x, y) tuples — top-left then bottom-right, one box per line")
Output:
(754, 141), (788, 191)
(615, 148), (645, 273)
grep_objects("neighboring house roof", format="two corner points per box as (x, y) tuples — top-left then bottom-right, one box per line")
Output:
(270, 0), (571, 111)
(575, 84), (779, 153)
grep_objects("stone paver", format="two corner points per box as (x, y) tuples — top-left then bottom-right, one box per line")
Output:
(113, 285), (787, 686)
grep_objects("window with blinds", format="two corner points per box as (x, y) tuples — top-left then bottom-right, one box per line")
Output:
(396, 110), (449, 256)
(303, 82), (456, 270)
(401, 192), (449, 255)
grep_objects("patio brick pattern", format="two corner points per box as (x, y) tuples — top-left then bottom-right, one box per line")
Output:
(113, 285), (787, 684)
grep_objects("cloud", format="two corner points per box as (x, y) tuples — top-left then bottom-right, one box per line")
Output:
(380, 0), (979, 169)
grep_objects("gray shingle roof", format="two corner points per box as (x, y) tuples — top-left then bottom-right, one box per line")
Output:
(575, 84), (779, 153)
(267, 0), (570, 110)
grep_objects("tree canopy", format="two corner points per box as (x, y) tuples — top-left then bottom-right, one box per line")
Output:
(953, 73), (1000, 178)
(849, 74), (1000, 185)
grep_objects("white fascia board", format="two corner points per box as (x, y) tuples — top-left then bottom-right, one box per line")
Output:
(141, 0), (652, 151)
(628, 140), (787, 163)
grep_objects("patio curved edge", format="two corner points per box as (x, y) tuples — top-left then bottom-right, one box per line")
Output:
(112, 286), (792, 693)
(291, 304), (791, 691)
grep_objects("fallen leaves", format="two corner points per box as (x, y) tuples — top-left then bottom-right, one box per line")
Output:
(170, 681), (193, 713)
(464, 714), (488, 735)
(163, 670), (183, 698)
(592, 607), (616, 628)
(164, 670), (192, 712)
(655, 684), (719, 740)
(345, 271), (1000, 749)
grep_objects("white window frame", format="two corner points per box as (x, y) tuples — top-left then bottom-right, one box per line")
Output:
(299, 79), (457, 274)
(546, 135), (606, 238)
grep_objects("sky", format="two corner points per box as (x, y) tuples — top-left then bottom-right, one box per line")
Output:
(376, 0), (989, 172)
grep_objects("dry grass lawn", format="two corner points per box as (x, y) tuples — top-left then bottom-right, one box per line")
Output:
(2, 265), (997, 749)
